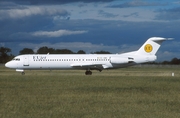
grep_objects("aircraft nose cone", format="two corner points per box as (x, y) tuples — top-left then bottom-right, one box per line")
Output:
(5, 61), (17, 69)
(5, 62), (10, 68)
(5, 61), (15, 68)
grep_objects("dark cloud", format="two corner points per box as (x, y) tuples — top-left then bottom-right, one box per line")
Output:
(98, 10), (118, 18)
(123, 12), (139, 18)
(108, 1), (166, 8)
(155, 7), (180, 21)
(0, 1), (26, 9)
(0, 2), (70, 20)
(3, 0), (115, 5)
(0, 0), (179, 61)
(2, 18), (179, 44)
(1, 18), (179, 60)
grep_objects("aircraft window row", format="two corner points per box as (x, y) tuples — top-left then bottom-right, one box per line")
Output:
(33, 59), (110, 62)
(13, 58), (20, 61)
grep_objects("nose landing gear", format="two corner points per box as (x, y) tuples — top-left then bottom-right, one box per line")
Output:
(21, 72), (25, 75)
(85, 70), (92, 75)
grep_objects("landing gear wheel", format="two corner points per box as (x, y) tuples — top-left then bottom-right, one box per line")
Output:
(21, 72), (25, 75)
(85, 70), (92, 75)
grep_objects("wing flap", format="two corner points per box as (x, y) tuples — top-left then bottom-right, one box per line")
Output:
(71, 63), (106, 70)
(71, 63), (101, 67)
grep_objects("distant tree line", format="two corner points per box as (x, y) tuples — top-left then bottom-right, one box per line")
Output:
(0, 46), (180, 65)
(161, 58), (180, 65)
(0, 47), (14, 63)
(18, 46), (111, 54)
(0, 46), (111, 63)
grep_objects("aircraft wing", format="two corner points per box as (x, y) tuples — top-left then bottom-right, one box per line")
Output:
(71, 63), (105, 70)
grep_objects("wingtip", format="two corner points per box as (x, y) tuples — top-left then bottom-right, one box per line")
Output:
(166, 38), (174, 40)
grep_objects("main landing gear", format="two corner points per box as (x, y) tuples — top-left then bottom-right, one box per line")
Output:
(85, 69), (102, 75)
(85, 70), (92, 75)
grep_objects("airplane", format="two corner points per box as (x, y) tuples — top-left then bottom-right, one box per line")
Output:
(5, 37), (172, 75)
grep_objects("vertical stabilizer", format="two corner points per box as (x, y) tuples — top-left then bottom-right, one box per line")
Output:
(136, 37), (172, 55)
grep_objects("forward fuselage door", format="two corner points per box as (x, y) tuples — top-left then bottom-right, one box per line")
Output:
(23, 56), (29, 66)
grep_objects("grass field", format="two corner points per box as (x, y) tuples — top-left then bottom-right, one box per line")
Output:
(1, 65), (180, 118)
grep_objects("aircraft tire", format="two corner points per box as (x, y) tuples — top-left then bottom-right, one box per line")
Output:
(85, 71), (92, 75)
(21, 72), (25, 75)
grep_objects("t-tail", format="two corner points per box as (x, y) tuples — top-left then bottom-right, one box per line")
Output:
(131, 37), (172, 63)
(136, 37), (172, 55)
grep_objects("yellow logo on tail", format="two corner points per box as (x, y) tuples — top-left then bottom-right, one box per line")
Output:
(144, 44), (153, 53)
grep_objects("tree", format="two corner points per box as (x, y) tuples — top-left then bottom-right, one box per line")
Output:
(37, 46), (48, 54)
(0, 47), (13, 63)
(19, 48), (34, 54)
(55, 49), (74, 54)
(92, 50), (111, 54)
(77, 50), (86, 54)
(170, 58), (180, 65)
(37, 46), (76, 54)
(48, 48), (56, 54)
(162, 61), (170, 65)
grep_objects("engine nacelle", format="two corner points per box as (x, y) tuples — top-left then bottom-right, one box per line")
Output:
(134, 55), (157, 63)
(110, 57), (129, 64)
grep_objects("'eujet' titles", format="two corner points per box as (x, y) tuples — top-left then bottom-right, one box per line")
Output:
(33, 56), (47, 60)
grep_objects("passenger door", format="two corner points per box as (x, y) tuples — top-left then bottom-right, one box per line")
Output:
(23, 56), (29, 66)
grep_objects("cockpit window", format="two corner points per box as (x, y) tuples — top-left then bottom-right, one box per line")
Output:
(12, 58), (20, 61)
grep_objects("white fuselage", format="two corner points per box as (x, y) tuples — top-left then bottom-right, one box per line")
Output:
(5, 53), (156, 71)
(5, 37), (170, 75)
